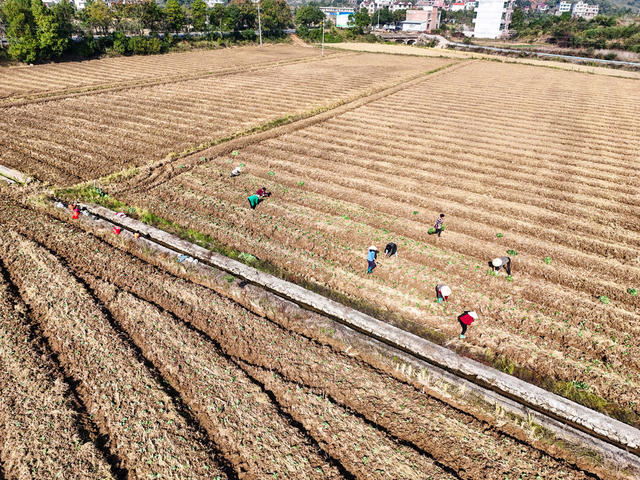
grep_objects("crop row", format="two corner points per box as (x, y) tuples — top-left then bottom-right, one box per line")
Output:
(0, 54), (451, 185)
(128, 169), (640, 410)
(3, 196), (605, 479)
(0, 230), (227, 479)
(0, 45), (320, 99)
(0, 271), (115, 479)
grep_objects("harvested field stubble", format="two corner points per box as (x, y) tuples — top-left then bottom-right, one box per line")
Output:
(0, 230), (228, 479)
(0, 196), (604, 479)
(0, 45), (321, 100)
(0, 53), (452, 185)
(0, 272), (115, 480)
(116, 59), (640, 419)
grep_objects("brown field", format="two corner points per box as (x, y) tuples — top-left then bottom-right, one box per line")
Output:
(0, 45), (321, 100)
(110, 59), (640, 420)
(0, 192), (604, 479)
(0, 49), (452, 185)
(3, 44), (640, 477)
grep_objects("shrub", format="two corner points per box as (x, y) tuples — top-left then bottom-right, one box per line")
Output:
(241, 29), (257, 41)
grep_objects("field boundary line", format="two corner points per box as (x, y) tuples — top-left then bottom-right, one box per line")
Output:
(65, 201), (640, 461)
(0, 51), (354, 108)
(108, 59), (468, 193)
(0, 165), (32, 185)
(327, 43), (640, 80)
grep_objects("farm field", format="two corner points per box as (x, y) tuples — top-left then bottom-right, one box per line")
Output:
(0, 44), (321, 101)
(110, 59), (640, 421)
(0, 51), (452, 185)
(0, 190), (606, 479)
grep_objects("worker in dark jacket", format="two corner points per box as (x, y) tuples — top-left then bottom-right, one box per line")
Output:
(435, 284), (451, 303)
(433, 214), (445, 237)
(458, 311), (478, 339)
(492, 256), (511, 276)
(367, 246), (378, 274)
(384, 242), (397, 258)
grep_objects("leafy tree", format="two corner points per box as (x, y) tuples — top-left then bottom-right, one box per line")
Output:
(2, 0), (39, 62)
(260, 0), (292, 32)
(295, 4), (323, 27)
(84, 0), (111, 34)
(32, 0), (68, 57)
(348, 7), (370, 34)
(226, 0), (255, 31)
(209, 3), (225, 32)
(510, 7), (525, 31)
(190, 0), (207, 31)
(165, 0), (185, 32)
(392, 9), (406, 22)
(51, 0), (75, 39)
(372, 6), (392, 26)
(137, 0), (164, 33)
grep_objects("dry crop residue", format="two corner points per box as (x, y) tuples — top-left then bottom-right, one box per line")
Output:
(117, 59), (640, 419)
(0, 193), (604, 479)
(0, 52), (451, 185)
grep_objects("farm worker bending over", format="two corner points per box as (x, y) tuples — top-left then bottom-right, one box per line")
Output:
(384, 242), (397, 258)
(492, 256), (511, 276)
(435, 284), (451, 303)
(458, 311), (478, 339)
(367, 246), (378, 274)
(231, 167), (242, 177)
(248, 194), (260, 209)
(433, 214), (445, 237)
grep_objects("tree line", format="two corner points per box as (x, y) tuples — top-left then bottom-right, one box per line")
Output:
(0, 0), (293, 63)
(511, 10), (640, 52)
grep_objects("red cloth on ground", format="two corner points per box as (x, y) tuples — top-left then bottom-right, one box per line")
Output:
(459, 313), (475, 325)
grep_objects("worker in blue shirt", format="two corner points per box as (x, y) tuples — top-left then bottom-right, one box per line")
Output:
(367, 246), (378, 274)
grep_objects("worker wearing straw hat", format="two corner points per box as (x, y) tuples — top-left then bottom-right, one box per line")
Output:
(458, 311), (478, 339)
(367, 245), (379, 274)
(491, 256), (511, 276)
(436, 284), (451, 303)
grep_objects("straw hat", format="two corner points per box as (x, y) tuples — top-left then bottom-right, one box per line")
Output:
(369, 245), (378, 251)
(469, 311), (478, 319)
(492, 258), (503, 267)
(441, 286), (451, 296)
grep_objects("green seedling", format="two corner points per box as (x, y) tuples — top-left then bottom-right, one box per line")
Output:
(413, 211), (419, 215)
(268, 171), (275, 176)
(627, 288), (638, 296)
(200, 157), (206, 162)
(543, 256), (552, 264)
(506, 249), (518, 256)
(598, 295), (610, 304)
(496, 233), (504, 238)
(232, 150), (239, 155)
(506, 275), (514, 282)
(298, 181), (304, 186)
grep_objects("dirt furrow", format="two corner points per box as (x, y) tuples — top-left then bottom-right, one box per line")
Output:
(0, 269), (116, 480)
(0, 230), (229, 479)
(89, 276), (346, 479)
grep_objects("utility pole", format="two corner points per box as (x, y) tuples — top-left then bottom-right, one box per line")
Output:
(257, 0), (263, 47)
(321, 18), (325, 56)
(377, 8), (380, 29)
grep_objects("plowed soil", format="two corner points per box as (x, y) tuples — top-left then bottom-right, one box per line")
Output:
(114, 59), (640, 420)
(0, 190), (604, 479)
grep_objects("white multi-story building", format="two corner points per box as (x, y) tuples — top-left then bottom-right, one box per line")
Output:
(73, 0), (86, 9)
(556, 1), (571, 14)
(472, 0), (514, 38)
(572, 1), (599, 18)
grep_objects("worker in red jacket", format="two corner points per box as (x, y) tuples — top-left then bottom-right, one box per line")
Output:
(458, 311), (478, 339)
